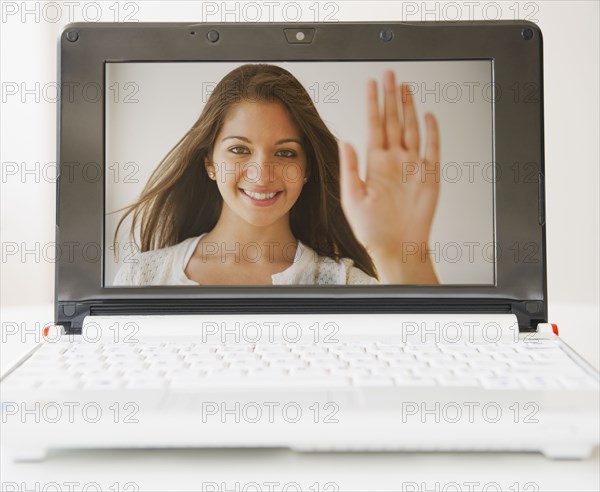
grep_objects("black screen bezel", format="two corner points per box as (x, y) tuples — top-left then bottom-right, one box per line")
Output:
(56, 21), (547, 329)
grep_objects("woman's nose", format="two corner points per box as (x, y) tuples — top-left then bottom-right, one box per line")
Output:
(244, 158), (278, 184)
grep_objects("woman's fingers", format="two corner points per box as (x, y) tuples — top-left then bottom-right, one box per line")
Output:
(424, 112), (440, 169)
(338, 141), (366, 206)
(367, 79), (385, 149)
(401, 84), (420, 154)
(369, 74), (421, 154)
(382, 71), (404, 149)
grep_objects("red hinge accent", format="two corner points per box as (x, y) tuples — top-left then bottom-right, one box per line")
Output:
(551, 323), (559, 336)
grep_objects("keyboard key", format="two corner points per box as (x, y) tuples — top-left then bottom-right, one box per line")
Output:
(435, 377), (481, 387)
(179, 345), (218, 354)
(290, 368), (332, 378)
(83, 378), (125, 390)
(246, 368), (290, 378)
(393, 376), (437, 387)
(519, 376), (564, 390)
(375, 341), (406, 348)
(38, 379), (82, 390)
(125, 378), (168, 390)
(205, 369), (248, 380)
(352, 375), (395, 387)
(480, 377), (523, 390)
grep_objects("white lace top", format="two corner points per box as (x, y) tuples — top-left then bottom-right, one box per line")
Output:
(113, 234), (379, 286)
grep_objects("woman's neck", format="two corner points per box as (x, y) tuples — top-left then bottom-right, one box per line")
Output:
(201, 211), (298, 264)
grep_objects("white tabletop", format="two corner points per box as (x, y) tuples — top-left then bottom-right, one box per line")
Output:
(1, 304), (598, 491)
(0, 447), (598, 492)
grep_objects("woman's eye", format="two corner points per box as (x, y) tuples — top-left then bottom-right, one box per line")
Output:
(229, 147), (296, 158)
(277, 150), (296, 158)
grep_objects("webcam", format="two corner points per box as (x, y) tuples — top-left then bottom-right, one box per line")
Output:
(207, 30), (219, 43)
(283, 28), (316, 44)
(379, 29), (393, 42)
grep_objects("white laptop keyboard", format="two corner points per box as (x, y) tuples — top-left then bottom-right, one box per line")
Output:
(4, 339), (598, 392)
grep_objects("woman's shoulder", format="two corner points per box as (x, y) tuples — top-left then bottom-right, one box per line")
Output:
(335, 256), (379, 285)
(296, 242), (379, 285)
(130, 238), (193, 266)
(112, 237), (198, 286)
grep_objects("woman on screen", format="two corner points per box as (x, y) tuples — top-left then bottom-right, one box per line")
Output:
(112, 63), (440, 286)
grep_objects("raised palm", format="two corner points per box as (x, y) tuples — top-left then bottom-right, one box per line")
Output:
(339, 70), (441, 261)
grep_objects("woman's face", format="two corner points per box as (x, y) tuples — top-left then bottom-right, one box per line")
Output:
(205, 100), (308, 228)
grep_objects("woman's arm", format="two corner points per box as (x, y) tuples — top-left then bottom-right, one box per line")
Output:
(369, 246), (439, 285)
(338, 70), (441, 285)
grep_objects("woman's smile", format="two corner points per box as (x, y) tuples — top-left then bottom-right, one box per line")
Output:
(239, 187), (283, 206)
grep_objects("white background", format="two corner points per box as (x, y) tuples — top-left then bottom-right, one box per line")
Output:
(1, 0), (598, 307)
(1, 1), (599, 490)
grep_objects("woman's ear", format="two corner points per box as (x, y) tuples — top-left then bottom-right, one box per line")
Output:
(204, 157), (216, 180)
(304, 167), (311, 184)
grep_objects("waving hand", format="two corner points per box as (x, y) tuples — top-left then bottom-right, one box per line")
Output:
(338, 70), (441, 284)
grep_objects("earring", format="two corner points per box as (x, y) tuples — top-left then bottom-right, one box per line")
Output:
(303, 177), (308, 184)
(208, 171), (216, 179)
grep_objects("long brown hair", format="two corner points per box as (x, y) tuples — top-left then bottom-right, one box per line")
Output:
(112, 63), (378, 279)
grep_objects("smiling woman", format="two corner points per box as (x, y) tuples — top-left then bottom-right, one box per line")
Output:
(111, 63), (440, 286)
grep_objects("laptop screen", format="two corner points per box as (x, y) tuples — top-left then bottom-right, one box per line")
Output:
(104, 61), (495, 287)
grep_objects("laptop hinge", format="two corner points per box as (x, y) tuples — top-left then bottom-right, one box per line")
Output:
(77, 313), (521, 343)
(58, 300), (545, 335)
(56, 302), (91, 334)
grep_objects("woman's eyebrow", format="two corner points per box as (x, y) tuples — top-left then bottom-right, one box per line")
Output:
(222, 136), (302, 145)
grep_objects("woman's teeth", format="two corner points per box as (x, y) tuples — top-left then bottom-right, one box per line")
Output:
(242, 189), (278, 200)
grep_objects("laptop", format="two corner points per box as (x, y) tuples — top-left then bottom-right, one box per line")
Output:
(1, 20), (598, 461)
